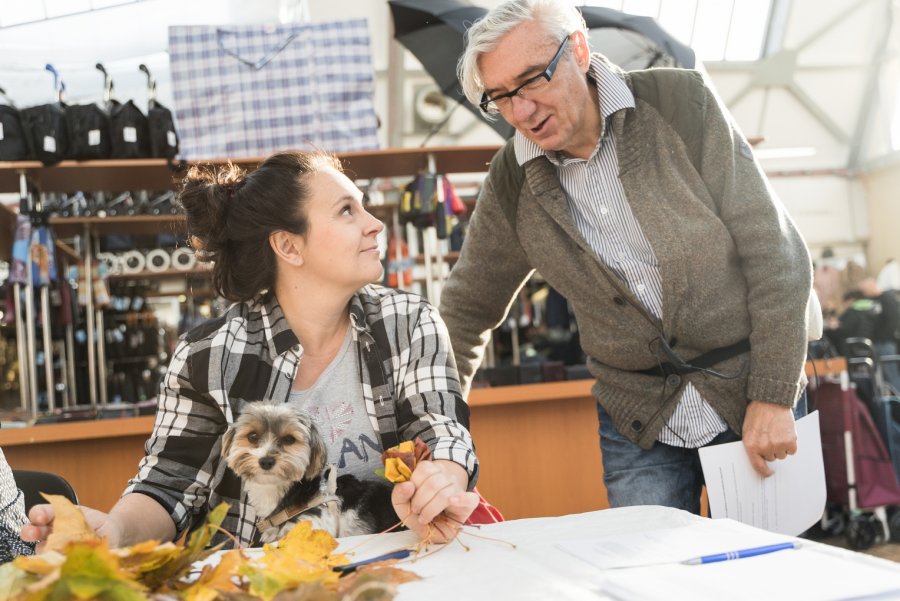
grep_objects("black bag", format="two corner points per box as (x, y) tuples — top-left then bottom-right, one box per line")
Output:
(109, 99), (150, 159)
(147, 100), (179, 160)
(0, 104), (30, 161)
(21, 103), (69, 165)
(65, 103), (112, 160)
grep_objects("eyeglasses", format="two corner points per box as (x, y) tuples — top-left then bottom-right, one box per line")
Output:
(479, 36), (569, 115)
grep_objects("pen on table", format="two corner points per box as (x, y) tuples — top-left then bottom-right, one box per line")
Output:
(333, 548), (412, 574)
(683, 542), (800, 565)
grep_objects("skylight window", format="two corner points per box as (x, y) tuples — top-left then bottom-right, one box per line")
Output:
(582, 0), (774, 62)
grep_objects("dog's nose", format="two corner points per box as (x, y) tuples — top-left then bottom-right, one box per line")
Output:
(258, 456), (275, 470)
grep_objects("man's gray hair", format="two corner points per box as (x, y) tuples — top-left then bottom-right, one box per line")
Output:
(457, 0), (588, 109)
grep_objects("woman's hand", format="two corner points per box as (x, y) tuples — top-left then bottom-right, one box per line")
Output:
(391, 459), (479, 542)
(21, 504), (123, 552)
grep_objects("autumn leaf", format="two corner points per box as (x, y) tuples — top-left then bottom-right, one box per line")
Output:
(134, 502), (230, 590)
(41, 493), (100, 553)
(24, 539), (146, 601)
(239, 522), (347, 600)
(181, 549), (247, 601)
(381, 438), (432, 483)
(0, 563), (36, 601)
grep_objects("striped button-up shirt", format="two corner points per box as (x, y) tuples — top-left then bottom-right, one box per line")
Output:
(514, 55), (728, 447)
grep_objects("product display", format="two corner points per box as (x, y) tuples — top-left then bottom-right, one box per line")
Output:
(168, 19), (380, 159)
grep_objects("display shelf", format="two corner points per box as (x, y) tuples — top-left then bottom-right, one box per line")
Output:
(106, 266), (211, 281)
(0, 146), (501, 194)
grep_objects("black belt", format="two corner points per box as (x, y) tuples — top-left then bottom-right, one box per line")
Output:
(637, 338), (751, 378)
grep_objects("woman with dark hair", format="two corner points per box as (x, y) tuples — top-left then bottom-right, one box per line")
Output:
(23, 151), (479, 549)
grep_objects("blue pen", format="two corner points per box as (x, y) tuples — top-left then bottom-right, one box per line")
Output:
(333, 548), (412, 574)
(683, 542), (799, 565)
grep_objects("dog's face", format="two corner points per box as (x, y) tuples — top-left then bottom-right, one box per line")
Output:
(222, 403), (327, 484)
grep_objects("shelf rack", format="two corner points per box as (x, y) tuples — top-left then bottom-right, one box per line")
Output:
(0, 145), (502, 411)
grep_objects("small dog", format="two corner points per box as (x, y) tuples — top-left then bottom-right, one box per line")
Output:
(222, 402), (399, 543)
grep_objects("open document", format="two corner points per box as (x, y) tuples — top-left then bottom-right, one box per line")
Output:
(698, 411), (825, 535)
(557, 517), (900, 601)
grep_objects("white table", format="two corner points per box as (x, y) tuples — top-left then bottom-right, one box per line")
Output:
(333, 506), (900, 601)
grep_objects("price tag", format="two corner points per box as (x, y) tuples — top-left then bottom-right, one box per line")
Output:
(43, 136), (56, 153)
(0, 122), (4, 140)
(123, 126), (137, 143)
(88, 129), (101, 146)
(167, 130), (176, 147)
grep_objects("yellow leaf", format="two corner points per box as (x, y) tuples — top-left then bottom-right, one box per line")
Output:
(241, 522), (347, 600)
(183, 548), (246, 600)
(41, 494), (100, 553)
(383, 459), (412, 483)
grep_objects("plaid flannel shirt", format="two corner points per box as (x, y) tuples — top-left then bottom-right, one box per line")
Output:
(124, 284), (477, 547)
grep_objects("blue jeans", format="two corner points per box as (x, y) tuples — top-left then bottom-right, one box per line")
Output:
(597, 391), (808, 514)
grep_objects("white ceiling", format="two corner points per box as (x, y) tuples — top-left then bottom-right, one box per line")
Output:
(0, 0), (895, 176)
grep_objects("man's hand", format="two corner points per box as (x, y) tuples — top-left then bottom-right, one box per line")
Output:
(21, 504), (122, 552)
(742, 400), (798, 477)
(391, 459), (479, 542)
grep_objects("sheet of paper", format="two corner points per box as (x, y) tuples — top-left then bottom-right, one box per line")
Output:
(595, 546), (900, 601)
(698, 410), (825, 535)
(556, 518), (792, 569)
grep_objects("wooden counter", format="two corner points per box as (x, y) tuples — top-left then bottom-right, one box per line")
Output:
(0, 380), (605, 519)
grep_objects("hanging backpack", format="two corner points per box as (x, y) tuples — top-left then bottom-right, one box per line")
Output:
(139, 64), (181, 167)
(0, 87), (30, 161)
(65, 103), (112, 160)
(109, 99), (151, 159)
(21, 102), (68, 166)
(21, 65), (69, 166)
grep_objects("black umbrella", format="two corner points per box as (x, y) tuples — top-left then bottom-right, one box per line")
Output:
(389, 0), (695, 140)
(579, 6), (695, 69)
(389, 0), (513, 140)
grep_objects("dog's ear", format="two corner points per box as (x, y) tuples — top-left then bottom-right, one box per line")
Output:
(222, 425), (236, 461)
(303, 417), (328, 480)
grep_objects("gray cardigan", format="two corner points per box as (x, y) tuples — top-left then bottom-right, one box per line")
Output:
(439, 64), (812, 449)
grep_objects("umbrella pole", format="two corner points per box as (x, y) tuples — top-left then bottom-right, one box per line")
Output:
(422, 226), (434, 303)
(25, 224), (38, 416)
(13, 283), (28, 412)
(84, 225), (98, 407)
(65, 324), (76, 407)
(96, 307), (107, 405)
(21, 174), (39, 416)
(433, 175), (446, 304)
(41, 285), (55, 411)
(14, 172), (30, 412)
(392, 208), (405, 291)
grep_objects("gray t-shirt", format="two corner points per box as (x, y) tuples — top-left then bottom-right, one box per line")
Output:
(288, 327), (384, 482)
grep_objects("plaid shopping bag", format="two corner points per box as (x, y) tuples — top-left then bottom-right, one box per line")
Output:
(168, 19), (380, 159)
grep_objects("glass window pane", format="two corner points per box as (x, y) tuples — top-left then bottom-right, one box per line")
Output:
(725, 0), (771, 60)
(582, 1), (625, 11)
(692, 0), (733, 62)
(658, 0), (698, 50)
(622, 0), (660, 18)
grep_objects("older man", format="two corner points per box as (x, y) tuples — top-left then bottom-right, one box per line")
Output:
(439, 0), (813, 513)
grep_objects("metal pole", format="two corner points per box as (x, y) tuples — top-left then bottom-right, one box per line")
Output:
(392, 208), (405, 291)
(14, 172), (29, 412)
(422, 227), (434, 303)
(65, 324), (76, 406)
(13, 282), (28, 412)
(84, 225), (97, 407)
(95, 308), (107, 404)
(41, 285), (55, 411)
(56, 339), (69, 407)
(21, 177), (39, 416)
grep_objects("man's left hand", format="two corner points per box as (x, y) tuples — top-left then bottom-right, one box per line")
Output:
(742, 400), (798, 477)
